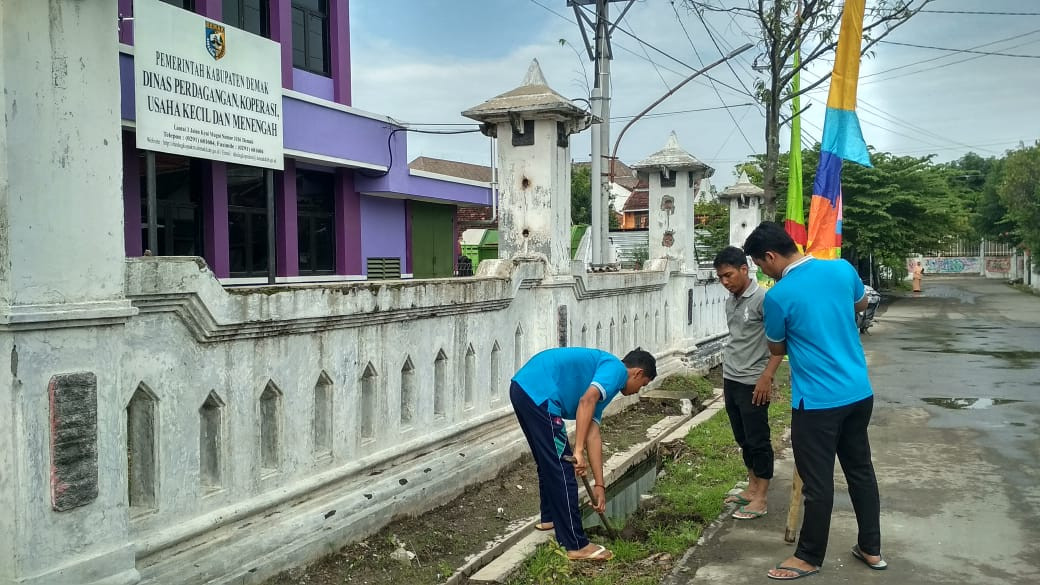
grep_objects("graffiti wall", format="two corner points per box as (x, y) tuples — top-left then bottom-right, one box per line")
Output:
(911, 256), (1013, 275)
(985, 256), (1010, 273)
(918, 256), (981, 274)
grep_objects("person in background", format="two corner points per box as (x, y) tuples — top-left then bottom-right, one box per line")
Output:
(912, 261), (924, 293)
(714, 246), (783, 520)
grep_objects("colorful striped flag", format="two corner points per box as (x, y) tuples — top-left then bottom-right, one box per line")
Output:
(784, 49), (806, 252)
(805, 0), (872, 259)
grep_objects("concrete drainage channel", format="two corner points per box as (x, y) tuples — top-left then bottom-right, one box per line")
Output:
(449, 390), (727, 585)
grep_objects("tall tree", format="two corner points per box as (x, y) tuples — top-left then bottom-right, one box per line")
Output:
(684, 0), (933, 217)
(571, 164), (592, 225)
(997, 142), (1040, 255)
(754, 145), (973, 277)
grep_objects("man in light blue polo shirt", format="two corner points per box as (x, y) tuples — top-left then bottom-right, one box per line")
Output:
(510, 347), (656, 562)
(743, 222), (886, 580)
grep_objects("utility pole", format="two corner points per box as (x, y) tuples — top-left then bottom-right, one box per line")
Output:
(570, 0), (634, 267)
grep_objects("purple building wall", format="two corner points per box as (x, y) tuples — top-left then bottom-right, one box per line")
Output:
(122, 132), (142, 257)
(275, 161), (300, 277)
(293, 70), (334, 101)
(203, 162), (231, 277)
(117, 0), (491, 279)
(335, 170), (363, 275)
(360, 197), (407, 275)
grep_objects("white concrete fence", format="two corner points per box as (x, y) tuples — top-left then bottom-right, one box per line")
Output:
(117, 256), (726, 584)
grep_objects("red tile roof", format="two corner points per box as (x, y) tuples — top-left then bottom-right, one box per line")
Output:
(409, 156), (492, 183)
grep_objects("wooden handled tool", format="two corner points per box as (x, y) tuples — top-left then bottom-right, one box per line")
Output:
(563, 454), (619, 540)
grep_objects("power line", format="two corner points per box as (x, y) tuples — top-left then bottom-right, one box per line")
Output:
(861, 28), (1040, 81)
(573, 2), (758, 100)
(878, 40), (1040, 58)
(919, 10), (1040, 16)
(670, 1), (756, 152)
(612, 102), (756, 121)
(625, 14), (672, 91)
(527, 0), (753, 101)
(860, 30), (1040, 86)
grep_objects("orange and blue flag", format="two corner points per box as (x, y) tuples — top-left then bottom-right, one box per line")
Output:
(805, 0), (872, 259)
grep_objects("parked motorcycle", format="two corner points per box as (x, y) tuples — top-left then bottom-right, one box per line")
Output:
(856, 284), (882, 334)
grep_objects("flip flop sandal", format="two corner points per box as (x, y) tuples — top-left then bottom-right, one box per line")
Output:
(533, 522), (554, 531)
(569, 544), (613, 562)
(724, 494), (752, 506)
(767, 565), (820, 580)
(851, 545), (888, 570)
(732, 505), (768, 519)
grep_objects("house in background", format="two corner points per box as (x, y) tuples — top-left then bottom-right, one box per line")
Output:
(118, 0), (491, 283)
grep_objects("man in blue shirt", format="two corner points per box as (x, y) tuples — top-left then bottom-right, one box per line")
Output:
(743, 222), (886, 580)
(511, 347), (656, 561)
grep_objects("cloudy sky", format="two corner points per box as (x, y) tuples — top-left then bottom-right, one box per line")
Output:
(349, 0), (1039, 186)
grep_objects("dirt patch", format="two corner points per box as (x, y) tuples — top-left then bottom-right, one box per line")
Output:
(264, 399), (689, 585)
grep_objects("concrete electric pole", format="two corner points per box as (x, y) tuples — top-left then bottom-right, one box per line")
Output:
(569, 0), (634, 267)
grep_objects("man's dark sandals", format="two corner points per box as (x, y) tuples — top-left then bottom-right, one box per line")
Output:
(851, 545), (888, 570)
(766, 565), (820, 580)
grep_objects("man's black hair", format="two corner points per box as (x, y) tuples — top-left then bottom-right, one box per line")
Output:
(622, 348), (657, 380)
(713, 246), (749, 270)
(742, 221), (798, 260)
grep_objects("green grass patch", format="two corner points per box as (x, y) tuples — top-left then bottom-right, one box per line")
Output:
(507, 365), (792, 585)
(655, 373), (715, 401)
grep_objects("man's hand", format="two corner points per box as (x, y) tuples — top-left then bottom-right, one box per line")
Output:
(753, 375), (772, 406)
(572, 451), (588, 477)
(592, 484), (607, 513)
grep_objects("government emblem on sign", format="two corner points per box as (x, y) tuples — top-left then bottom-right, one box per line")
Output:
(205, 21), (226, 60)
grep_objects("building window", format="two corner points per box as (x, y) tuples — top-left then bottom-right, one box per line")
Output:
(223, 0), (269, 37)
(660, 171), (676, 188)
(162, 0), (196, 10)
(140, 153), (204, 257)
(292, 0), (330, 76)
(227, 165), (269, 278)
(297, 170), (336, 275)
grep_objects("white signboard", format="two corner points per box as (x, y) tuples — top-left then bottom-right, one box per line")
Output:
(134, 0), (283, 169)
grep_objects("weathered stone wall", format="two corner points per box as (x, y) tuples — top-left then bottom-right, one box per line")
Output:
(117, 256), (726, 584)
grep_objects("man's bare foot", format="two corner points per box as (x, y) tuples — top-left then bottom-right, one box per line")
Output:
(767, 556), (819, 580)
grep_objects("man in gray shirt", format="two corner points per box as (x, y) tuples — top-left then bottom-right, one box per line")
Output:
(714, 246), (783, 519)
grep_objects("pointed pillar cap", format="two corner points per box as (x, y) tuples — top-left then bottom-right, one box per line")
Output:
(462, 59), (588, 123)
(632, 131), (715, 177)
